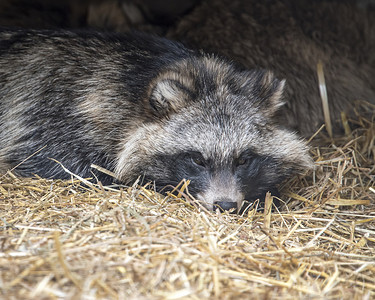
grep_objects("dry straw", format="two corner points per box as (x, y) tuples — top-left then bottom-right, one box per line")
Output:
(1, 101), (374, 299)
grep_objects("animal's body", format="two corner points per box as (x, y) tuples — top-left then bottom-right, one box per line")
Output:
(0, 29), (312, 211)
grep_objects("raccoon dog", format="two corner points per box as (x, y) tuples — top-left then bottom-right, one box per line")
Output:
(0, 29), (312, 212)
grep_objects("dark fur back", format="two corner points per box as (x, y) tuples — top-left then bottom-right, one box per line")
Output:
(0, 30), (192, 181)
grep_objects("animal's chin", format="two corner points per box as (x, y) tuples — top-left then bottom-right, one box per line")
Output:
(197, 202), (239, 213)
(194, 195), (244, 213)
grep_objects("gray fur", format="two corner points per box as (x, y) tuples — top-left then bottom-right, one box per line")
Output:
(0, 29), (312, 211)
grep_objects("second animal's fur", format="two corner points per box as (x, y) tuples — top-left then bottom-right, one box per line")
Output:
(0, 29), (312, 211)
(169, 0), (375, 136)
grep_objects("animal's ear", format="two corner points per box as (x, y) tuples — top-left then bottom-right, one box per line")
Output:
(252, 70), (286, 118)
(149, 72), (195, 118)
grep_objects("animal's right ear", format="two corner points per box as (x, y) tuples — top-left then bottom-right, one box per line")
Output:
(148, 72), (195, 118)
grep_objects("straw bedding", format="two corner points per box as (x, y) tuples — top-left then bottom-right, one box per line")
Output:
(1, 101), (374, 299)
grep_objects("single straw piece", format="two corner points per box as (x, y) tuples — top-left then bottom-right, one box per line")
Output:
(317, 61), (333, 138)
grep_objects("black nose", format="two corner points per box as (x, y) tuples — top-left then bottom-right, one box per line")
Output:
(214, 200), (238, 213)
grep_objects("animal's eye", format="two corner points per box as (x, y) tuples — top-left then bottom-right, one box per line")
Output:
(236, 157), (248, 166)
(191, 155), (205, 167)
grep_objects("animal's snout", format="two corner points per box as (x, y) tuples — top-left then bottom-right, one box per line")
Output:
(214, 199), (238, 213)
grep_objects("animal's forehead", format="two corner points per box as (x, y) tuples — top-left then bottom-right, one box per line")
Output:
(165, 103), (267, 160)
(191, 91), (263, 121)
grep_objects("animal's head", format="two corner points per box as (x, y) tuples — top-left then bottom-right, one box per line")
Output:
(116, 55), (313, 212)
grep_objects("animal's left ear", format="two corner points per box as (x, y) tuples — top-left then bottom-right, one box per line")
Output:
(254, 71), (286, 118)
(148, 72), (195, 118)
